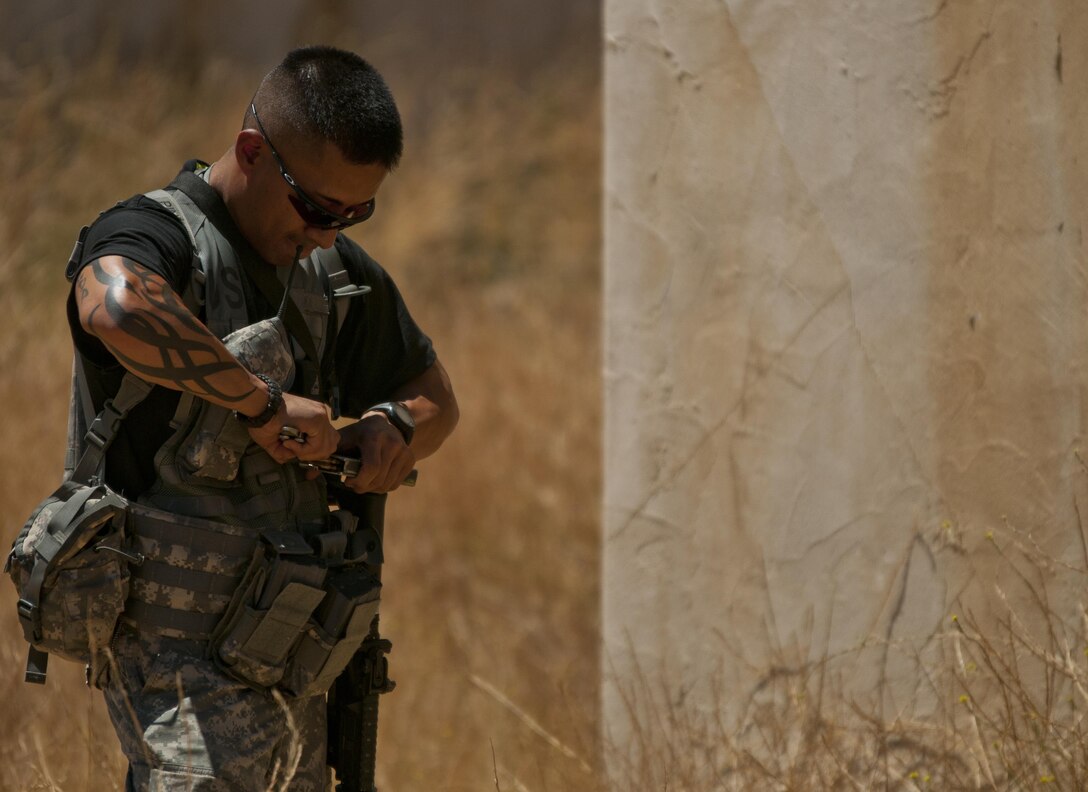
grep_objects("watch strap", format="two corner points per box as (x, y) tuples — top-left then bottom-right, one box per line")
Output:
(370, 401), (414, 445)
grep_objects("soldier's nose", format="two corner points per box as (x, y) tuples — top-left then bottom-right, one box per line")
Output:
(304, 226), (339, 250)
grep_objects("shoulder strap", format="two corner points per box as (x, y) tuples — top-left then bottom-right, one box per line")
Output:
(61, 222), (158, 483)
(168, 171), (322, 393)
(64, 356), (96, 479)
(145, 188), (199, 248)
(68, 373), (155, 485)
(26, 369), (151, 684)
(314, 242), (370, 337)
(144, 187), (207, 317)
(311, 242), (371, 417)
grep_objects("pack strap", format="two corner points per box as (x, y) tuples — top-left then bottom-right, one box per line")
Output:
(20, 372), (151, 683)
(68, 373), (155, 485)
(168, 170), (322, 393)
(64, 357), (96, 477)
(128, 503), (260, 555)
(145, 488), (290, 522)
(122, 600), (225, 641)
(24, 647), (49, 684)
(314, 242), (370, 418)
(122, 502), (260, 639)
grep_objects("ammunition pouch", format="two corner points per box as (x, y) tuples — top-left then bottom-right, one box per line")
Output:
(209, 528), (380, 698)
(5, 481), (133, 686)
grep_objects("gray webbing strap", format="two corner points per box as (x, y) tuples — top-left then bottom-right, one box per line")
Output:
(18, 486), (99, 643)
(127, 505), (259, 556)
(123, 600), (224, 640)
(75, 358), (96, 424)
(17, 486), (125, 646)
(146, 489), (290, 522)
(130, 536), (250, 578)
(29, 484), (98, 564)
(69, 373), (155, 485)
(145, 189), (199, 249)
(133, 559), (241, 597)
(64, 357), (97, 478)
(22, 371), (151, 680)
(302, 600), (378, 695)
(145, 188), (206, 319)
(314, 243), (368, 418)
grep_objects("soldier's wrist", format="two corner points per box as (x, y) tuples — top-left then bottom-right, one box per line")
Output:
(366, 401), (415, 445)
(235, 374), (284, 428)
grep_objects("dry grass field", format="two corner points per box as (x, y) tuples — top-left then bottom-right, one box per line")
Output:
(0, 37), (603, 792)
(8, 16), (1088, 792)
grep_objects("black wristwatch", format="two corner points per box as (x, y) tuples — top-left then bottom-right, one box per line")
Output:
(369, 401), (415, 445)
(234, 374), (284, 428)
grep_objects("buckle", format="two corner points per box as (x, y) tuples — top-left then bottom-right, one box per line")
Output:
(260, 530), (314, 557)
(86, 399), (124, 449)
(360, 637), (395, 696)
(16, 598), (41, 642)
(84, 428), (109, 451)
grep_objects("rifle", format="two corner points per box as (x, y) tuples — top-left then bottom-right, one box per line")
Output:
(325, 485), (397, 792)
(279, 424), (413, 790)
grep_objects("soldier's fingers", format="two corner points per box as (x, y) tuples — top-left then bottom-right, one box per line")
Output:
(263, 441), (298, 463)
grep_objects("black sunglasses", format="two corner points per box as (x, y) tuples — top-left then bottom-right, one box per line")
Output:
(250, 103), (376, 230)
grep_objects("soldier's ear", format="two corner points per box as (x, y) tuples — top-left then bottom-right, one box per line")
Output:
(235, 130), (264, 174)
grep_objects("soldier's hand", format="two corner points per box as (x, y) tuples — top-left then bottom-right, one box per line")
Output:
(337, 412), (416, 493)
(248, 393), (339, 463)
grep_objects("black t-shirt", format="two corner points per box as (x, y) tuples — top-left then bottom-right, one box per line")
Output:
(67, 166), (436, 498)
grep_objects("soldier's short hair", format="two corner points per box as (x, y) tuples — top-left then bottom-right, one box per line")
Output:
(248, 45), (403, 170)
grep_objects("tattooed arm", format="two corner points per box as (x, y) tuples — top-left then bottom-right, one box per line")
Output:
(75, 255), (338, 462)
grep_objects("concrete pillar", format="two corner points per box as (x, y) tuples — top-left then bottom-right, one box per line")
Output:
(603, 0), (1088, 783)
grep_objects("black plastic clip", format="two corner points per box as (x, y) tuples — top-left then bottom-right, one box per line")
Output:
(360, 636), (396, 697)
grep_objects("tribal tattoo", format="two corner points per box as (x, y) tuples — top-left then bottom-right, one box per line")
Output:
(84, 257), (257, 405)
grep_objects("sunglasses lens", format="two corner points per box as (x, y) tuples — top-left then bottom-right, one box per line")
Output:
(288, 194), (337, 228)
(358, 200), (376, 222)
(287, 194), (375, 230)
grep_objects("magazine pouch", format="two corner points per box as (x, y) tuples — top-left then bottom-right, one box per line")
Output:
(209, 530), (327, 689)
(280, 563), (381, 698)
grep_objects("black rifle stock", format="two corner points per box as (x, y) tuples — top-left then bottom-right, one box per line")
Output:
(327, 488), (396, 792)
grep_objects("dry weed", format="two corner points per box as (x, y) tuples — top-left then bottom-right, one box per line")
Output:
(1, 30), (601, 792)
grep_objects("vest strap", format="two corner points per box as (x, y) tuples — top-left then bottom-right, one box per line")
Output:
(128, 503), (260, 556)
(134, 559), (241, 597)
(145, 489), (290, 522)
(69, 373), (154, 485)
(168, 170), (323, 394)
(122, 600), (224, 640)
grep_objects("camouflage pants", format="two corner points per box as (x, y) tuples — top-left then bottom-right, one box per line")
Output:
(102, 630), (329, 791)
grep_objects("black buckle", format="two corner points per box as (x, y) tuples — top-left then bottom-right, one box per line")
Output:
(25, 646), (49, 685)
(16, 598), (41, 642)
(360, 637), (395, 696)
(85, 399), (124, 449)
(348, 525), (383, 564)
(260, 530), (314, 557)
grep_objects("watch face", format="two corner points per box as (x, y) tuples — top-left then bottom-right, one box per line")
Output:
(391, 402), (415, 429)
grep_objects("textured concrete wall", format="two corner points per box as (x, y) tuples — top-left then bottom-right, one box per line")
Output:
(603, 0), (1088, 774)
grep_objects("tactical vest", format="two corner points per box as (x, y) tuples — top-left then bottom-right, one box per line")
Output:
(74, 168), (370, 642)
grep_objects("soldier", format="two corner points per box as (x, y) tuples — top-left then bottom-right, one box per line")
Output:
(66, 46), (458, 790)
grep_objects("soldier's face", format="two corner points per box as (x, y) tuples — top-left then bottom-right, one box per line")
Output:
(247, 135), (387, 267)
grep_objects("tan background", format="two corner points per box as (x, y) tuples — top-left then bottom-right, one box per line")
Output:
(4, 0), (1088, 788)
(0, 3), (602, 790)
(604, 0), (1088, 784)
